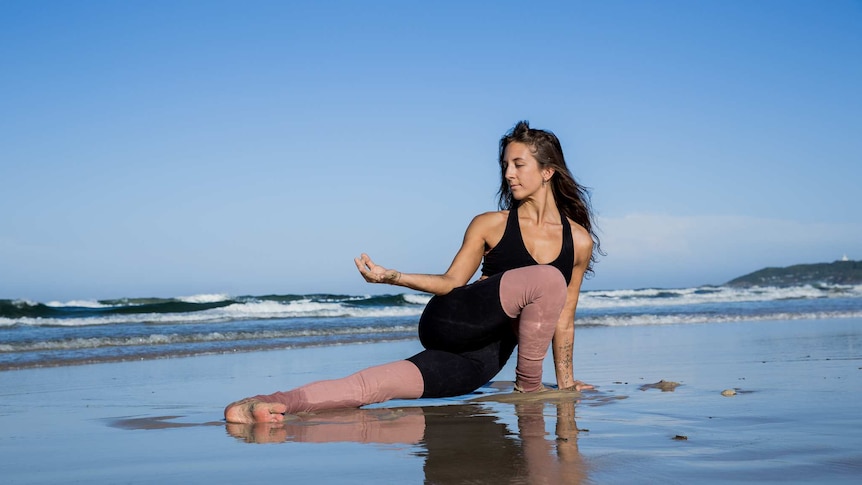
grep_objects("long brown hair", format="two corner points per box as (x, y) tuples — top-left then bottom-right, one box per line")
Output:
(497, 120), (602, 276)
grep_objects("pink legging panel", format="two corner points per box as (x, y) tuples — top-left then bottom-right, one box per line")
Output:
(499, 265), (568, 391)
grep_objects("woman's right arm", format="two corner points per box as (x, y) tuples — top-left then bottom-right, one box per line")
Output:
(355, 212), (498, 296)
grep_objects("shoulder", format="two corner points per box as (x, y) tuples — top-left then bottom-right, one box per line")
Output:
(567, 218), (594, 259)
(464, 210), (508, 246)
(468, 210), (508, 230)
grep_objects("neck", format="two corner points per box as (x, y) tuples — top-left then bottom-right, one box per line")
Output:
(517, 188), (558, 225)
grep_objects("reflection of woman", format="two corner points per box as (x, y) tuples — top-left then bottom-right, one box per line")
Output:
(226, 402), (586, 484)
(225, 121), (601, 424)
(516, 401), (586, 485)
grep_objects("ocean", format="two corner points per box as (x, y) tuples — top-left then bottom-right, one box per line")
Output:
(2, 283), (861, 370)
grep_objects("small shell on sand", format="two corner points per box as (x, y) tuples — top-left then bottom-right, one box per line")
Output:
(721, 389), (737, 397)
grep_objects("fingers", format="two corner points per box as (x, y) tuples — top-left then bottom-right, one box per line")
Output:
(354, 253), (387, 283)
(361, 254), (378, 273)
(557, 381), (594, 392)
(573, 381), (594, 391)
(356, 253), (372, 268)
(354, 255), (371, 281)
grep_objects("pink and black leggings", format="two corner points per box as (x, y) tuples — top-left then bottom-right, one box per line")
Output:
(409, 264), (567, 396)
(251, 265), (567, 413)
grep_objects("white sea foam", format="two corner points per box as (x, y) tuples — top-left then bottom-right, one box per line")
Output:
(0, 324), (420, 353)
(579, 309), (862, 327)
(44, 299), (110, 308)
(404, 293), (433, 305)
(4, 309), (861, 355)
(4, 285), (861, 329)
(578, 284), (862, 310)
(177, 293), (232, 304)
(221, 300), (345, 318)
(10, 299), (38, 307)
(0, 299), (426, 328)
(218, 299), (425, 319)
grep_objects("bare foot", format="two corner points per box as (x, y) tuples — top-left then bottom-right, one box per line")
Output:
(514, 382), (551, 393)
(224, 398), (288, 424)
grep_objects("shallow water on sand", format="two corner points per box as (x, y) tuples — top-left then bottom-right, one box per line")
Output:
(0, 318), (859, 484)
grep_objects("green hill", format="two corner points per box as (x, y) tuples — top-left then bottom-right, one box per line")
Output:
(726, 260), (862, 287)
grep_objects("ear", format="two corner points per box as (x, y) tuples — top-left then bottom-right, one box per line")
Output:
(542, 167), (556, 182)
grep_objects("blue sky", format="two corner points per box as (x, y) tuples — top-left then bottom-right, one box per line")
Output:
(1, 0), (860, 301)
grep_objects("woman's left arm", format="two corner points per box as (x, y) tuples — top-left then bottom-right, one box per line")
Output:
(552, 229), (594, 391)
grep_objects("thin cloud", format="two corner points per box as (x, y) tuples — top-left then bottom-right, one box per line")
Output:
(589, 213), (861, 289)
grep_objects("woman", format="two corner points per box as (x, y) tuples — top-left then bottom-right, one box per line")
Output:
(225, 121), (600, 424)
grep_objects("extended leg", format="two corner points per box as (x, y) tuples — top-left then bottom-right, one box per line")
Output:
(225, 360), (424, 423)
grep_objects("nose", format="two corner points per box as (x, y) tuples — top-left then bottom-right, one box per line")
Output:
(504, 163), (516, 180)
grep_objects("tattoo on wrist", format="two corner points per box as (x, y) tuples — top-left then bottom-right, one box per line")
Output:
(384, 270), (401, 283)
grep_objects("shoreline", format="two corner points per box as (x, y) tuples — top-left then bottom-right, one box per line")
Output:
(0, 335), (421, 372)
(5, 311), (862, 372)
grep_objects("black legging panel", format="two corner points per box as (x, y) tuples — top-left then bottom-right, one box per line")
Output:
(408, 274), (518, 398)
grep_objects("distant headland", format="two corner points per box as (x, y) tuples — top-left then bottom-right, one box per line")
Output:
(726, 258), (862, 287)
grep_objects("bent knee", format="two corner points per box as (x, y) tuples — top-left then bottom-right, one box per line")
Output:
(512, 265), (567, 294)
(535, 266), (567, 313)
(533, 265), (567, 293)
(500, 265), (568, 315)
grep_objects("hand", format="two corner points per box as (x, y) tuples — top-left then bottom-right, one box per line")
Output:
(354, 253), (401, 285)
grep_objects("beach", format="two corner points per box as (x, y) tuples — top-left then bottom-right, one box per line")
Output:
(1, 316), (860, 484)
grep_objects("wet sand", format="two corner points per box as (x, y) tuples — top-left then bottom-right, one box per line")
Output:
(1, 318), (860, 484)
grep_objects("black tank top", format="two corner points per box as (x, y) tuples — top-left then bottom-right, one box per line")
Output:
(481, 207), (575, 285)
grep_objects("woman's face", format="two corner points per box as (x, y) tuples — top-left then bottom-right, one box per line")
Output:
(503, 142), (552, 200)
